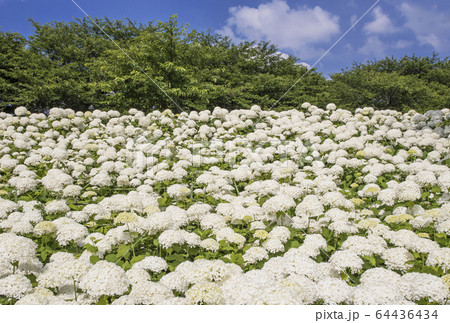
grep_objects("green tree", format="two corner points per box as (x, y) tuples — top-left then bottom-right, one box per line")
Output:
(328, 54), (449, 112)
(2, 17), (447, 114)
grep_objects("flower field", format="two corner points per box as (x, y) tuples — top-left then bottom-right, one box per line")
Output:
(0, 103), (449, 305)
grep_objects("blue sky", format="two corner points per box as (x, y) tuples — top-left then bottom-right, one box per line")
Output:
(0, 0), (449, 76)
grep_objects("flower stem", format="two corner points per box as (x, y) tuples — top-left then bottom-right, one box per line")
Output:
(73, 280), (78, 302)
(127, 224), (135, 257)
(233, 180), (239, 196)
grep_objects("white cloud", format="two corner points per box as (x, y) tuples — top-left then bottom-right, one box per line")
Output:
(217, 0), (340, 59)
(363, 7), (398, 34)
(400, 2), (450, 51)
(358, 35), (388, 57)
(297, 62), (311, 69)
(275, 51), (290, 60)
(394, 39), (413, 49)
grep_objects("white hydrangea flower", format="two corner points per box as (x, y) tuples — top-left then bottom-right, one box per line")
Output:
(329, 250), (364, 274)
(426, 248), (450, 271)
(200, 238), (220, 252)
(382, 247), (414, 272)
(262, 238), (285, 254)
(41, 169), (73, 192)
(129, 281), (174, 305)
(262, 194), (295, 214)
(1, 105), (449, 304)
(397, 180), (422, 202)
(14, 106), (29, 116)
(133, 256), (168, 273)
(295, 195), (324, 217)
(0, 233), (41, 274)
(399, 273), (448, 303)
(37, 258), (91, 289)
(45, 200), (70, 215)
(62, 185), (82, 198)
(0, 274), (33, 299)
(79, 261), (130, 297)
(316, 277), (353, 304)
(185, 282), (223, 305)
(167, 184), (191, 200)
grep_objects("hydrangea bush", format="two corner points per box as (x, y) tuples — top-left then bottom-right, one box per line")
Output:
(0, 104), (449, 305)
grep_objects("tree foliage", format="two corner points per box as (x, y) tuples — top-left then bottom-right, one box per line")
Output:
(328, 54), (449, 112)
(0, 16), (448, 113)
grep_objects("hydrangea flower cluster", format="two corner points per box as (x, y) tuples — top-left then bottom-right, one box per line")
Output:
(0, 104), (449, 304)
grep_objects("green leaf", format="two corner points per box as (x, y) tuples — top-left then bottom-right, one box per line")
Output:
(157, 197), (167, 207)
(84, 243), (98, 253)
(116, 244), (130, 258)
(322, 228), (332, 240)
(96, 295), (109, 305)
(121, 261), (132, 271)
(430, 186), (441, 193)
(187, 247), (199, 256)
(68, 203), (78, 210)
(130, 255), (145, 265)
(206, 195), (216, 205)
(90, 255), (100, 265)
(256, 261), (265, 269)
(172, 245), (183, 253)
(229, 253), (244, 265)
(166, 254), (185, 262)
(221, 257), (231, 263)
(40, 250), (48, 261)
(105, 254), (118, 263)
(363, 255), (376, 266)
